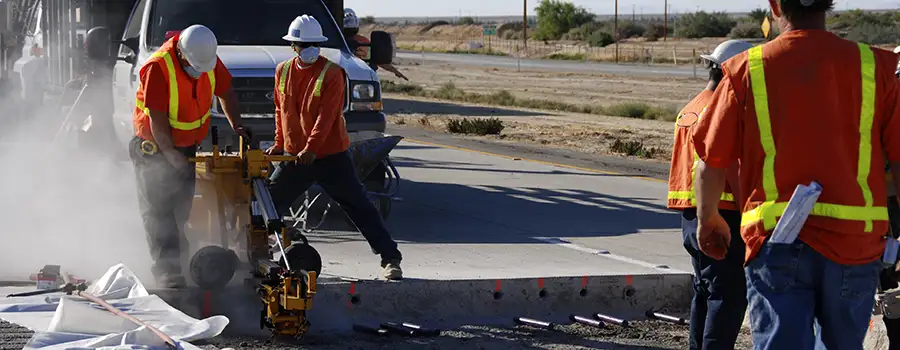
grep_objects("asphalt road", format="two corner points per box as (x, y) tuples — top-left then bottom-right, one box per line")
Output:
(395, 50), (697, 77)
(302, 129), (688, 282)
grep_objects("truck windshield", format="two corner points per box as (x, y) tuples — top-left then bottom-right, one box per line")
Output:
(147, 0), (346, 50)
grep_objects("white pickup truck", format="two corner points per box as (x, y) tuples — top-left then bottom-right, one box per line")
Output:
(106, 0), (394, 187)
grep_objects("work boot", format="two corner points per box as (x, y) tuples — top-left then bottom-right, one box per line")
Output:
(381, 260), (403, 280)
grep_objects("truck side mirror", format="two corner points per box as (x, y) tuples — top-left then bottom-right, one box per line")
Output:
(368, 31), (393, 66)
(85, 26), (112, 61)
(118, 36), (140, 57)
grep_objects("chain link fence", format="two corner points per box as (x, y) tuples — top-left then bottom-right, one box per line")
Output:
(392, 34), (718, 65)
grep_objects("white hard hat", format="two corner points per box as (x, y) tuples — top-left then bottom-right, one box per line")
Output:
(283, 15), (328, 43)
(177, 24), (218, 73)
(701, 39), (754, 66)
(344, 8), (360, 29)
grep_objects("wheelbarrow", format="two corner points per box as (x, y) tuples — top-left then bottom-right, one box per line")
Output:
(288, 135), (403, 232)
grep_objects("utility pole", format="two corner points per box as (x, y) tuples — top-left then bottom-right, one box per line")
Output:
(614, 0), (619, 63)
(523, 0), (527, 55)
(632, 5), (635, 21)
(663, 0), (668, 41)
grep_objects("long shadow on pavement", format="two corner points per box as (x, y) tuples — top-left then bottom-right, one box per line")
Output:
(384, 178), (676, 245)
(384, 97), (550, 117)
(304, 177), (675, 246)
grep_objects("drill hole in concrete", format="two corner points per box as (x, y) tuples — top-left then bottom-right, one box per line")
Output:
(579, 288), (588, 297)
(623, 286), (636, 298)
(493, 291), (504, 300)
(538, 289), (548, 299)
(350, 295), (361, 305)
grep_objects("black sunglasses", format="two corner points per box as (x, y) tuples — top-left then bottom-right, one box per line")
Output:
(292, 42), (321, 49)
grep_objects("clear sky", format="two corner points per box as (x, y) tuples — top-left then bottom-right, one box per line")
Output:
(343, 0), (897, 17)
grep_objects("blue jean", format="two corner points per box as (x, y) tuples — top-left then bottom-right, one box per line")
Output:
(682, 208), (748, 350)
(745, 239), (881, 350)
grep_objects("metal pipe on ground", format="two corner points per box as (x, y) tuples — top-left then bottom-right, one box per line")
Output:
(645, 310), (688, 325)
(398, 322), (441, 337)
(514, 317), (556, 330)
(352, 324), (389, 337)
(379, 322), (415, 336)
(594, 313), (629, 327)
(570, 314), (604, 329)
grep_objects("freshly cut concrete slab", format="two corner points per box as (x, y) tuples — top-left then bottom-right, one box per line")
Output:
(148, 270), (690, 337)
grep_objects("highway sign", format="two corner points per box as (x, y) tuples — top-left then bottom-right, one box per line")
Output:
(762, 17), (771, 39)
(483, 24), (497, 36)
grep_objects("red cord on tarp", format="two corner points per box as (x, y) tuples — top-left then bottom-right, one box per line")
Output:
(76, 291), (178, 349)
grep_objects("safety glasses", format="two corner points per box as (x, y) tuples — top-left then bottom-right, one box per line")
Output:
(293, 42), (321, 49)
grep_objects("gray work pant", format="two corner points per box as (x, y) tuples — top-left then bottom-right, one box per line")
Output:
(129, 136), (196, 279)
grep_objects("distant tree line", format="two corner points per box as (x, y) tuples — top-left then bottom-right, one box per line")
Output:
(517, 0), (900, 46)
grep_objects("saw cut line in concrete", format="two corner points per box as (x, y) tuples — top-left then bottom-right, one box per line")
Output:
(531, 237), (688, 274)
(403, 138), (667, 184)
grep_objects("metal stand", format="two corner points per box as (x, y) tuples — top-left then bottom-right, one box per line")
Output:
(289, 157), (401, 232)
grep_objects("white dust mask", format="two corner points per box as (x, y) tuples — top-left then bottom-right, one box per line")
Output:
(299, 46), (320, 64)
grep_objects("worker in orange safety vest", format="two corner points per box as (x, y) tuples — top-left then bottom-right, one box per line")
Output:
(667, 39), (752, 350)
(691, 0), (900, 347)
(878, 50), (900, 348)
(130, 24), (248, 288)
(342, 8), (409, 81)
(265, 15), (404, 280)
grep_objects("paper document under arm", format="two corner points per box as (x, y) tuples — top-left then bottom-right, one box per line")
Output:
(769, 181), (822, 244)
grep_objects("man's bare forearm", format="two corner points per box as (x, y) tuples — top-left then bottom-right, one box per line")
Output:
(696, 160), (728, 219)
(148, 109), (175, 151)
(219, 87), (244, 129)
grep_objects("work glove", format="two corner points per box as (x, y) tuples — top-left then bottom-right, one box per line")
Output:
(233, 125), (251, 141)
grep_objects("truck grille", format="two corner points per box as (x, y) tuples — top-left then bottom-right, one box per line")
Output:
(218, 77), (276, 116)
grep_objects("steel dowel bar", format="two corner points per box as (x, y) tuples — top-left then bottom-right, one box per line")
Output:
(594, 313), (629, 327)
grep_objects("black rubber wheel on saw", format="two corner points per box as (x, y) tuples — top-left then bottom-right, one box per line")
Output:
(281, 243), (323, 276)
(189, 245), (238, 290)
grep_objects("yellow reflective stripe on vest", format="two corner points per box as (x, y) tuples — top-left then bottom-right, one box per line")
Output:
(135, 51), (215, 131)
(666, 105), (734, 205)
(278, 60), (331, 97)
(746, 46), (780, 230)
(314, 61), (333, 97)
(857, 42), (876, 231)
(278, 60), (290, 95)
(741, 44), (887, 230)
(667, 190), (734, 203)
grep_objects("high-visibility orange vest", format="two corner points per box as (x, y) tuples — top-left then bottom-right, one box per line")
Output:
(133, 35), (218, 147)
(741, 44), (888, 233)
(667, 103), (738, 211)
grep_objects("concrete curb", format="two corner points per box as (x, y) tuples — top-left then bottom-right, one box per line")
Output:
(154, 272), (692, 336)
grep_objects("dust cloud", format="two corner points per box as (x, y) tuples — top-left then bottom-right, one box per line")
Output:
(0, 98), (156, 286)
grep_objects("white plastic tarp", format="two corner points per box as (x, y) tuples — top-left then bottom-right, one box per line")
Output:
(0, 264), (230, 349)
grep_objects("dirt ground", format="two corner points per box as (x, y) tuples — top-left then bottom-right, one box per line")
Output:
(381, 56), (705, 162)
